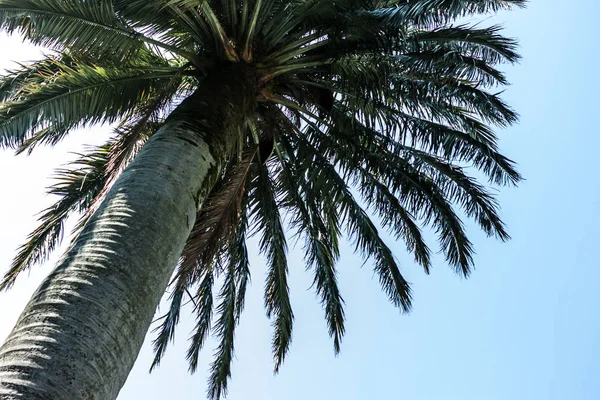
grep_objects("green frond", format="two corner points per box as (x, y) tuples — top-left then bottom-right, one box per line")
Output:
(207, 257), (237, 400)
(150, 286), (185, 370)
(257, 2), (289, 51)
(113, 0), (205, 50)
(0, 53), (76, 103)
(348, 205), (413, 312)
(175, 148), (256, 287)
(0, 60), (181, 148)
(241, 0), (279, 60)
(14, 126), (69, 155)
(356, 170), (433, 273)
(409, 25), (521, 64)
(395, 49), (510, 87)
(386, 111), (521, 185)
(297, 119), (433, 272)
(187, 266), (215, 372)
(160, 0), (236, 61)
(287, 128), (413, 312)
(101, 74), (182, 175)
(407, 149), (510, 240)
(330, 170), (414, 311)
(232, 209), (251, 322)
(275, 139), (346, 352)
(158, 197), (249, 383)
(0, 0), (193, 60)
(374, 154), (475, 276)
(324, 92), (521, 186)
(389, 73), (518, 127)
(308, 118), (476, 276)
(217, 0), (239, 39)
(164, 151), (255, 376)
(371, 1), (526, 29)
(249, 161), (293, 371)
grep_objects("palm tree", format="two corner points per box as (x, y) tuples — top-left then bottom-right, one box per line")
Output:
(0, 0), (524, 399)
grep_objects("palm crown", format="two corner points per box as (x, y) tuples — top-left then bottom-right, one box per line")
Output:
(0, 0), (523, 398)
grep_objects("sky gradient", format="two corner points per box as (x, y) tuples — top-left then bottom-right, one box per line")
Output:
(1, 1), (599, 399)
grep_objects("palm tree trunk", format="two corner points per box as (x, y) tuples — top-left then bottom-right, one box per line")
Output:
(0, 63), (258, 399)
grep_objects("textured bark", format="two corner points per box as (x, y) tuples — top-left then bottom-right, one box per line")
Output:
(0, 63), (258, 399)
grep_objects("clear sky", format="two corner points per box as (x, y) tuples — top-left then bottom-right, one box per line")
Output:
(1, 1), (599, 399)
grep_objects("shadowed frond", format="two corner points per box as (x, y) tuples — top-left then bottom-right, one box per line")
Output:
(249, 160), (293, 371)
(0, 145), (110, 290)
(288, 131), (414, 311)
(275, 138), (346, 353)
(154, 147), (255, 371)
(186, 266), (215, 372)
(175, 147), (257, 287)
(304, 118), (476, 277)
(408, 25), (521, 64)
(207, 256), (237, 400)
(152, 193), (251, 374)
(232, 210), (251, 322)
(150, 285), (185, 370)
(371, 0), (526, 29)
(355, 170), (433, 273)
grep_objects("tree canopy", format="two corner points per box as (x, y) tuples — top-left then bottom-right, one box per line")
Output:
(0, 1), (524, 398)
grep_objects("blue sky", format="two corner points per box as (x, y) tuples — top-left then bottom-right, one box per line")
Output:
(1, 1), (599, 399)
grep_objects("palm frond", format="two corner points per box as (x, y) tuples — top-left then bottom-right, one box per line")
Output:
(371, 1), (526, 29)
(207, 255), (237, 400)
(160, 0), (237, 61)
(175, 147), (257, 287)
(275, 139), (346, 352)
(205, 200), (251, 399)
(406, 149), (510, 240)
(2, 93), (172, 289)
(285, 125), (414, 312)
(187, 266), (215, 372)
(0, 60), (182, 148)
(113, 0), (206, 51)
(306, 118), (476, 277)
(232, 209), (251, 322)
(0, 0), (194, 60)
(0, 145), (110, 290)
(75, 77), (181, 222)
(395, 49), (510, 87)
(0, 53), (76, 103)
(321, 112), (514, 242)
(154, 151), (255, 375)
(150, 285), (185, 370)
(409, 25), (521, 64)
(249, 160), (293, 371)
(152, 198), (250, 376)
(355, 170), (433, 273)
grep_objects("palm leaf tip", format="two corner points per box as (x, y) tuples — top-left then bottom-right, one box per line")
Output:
(186, 268), (214, 374)
(150, 287), (185, 370)
(207, 261), (237, 400)
(249, 161), (294, 372)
